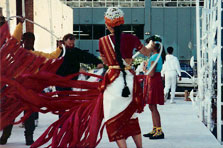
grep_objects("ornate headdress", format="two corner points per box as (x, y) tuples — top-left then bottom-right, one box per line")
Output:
(104, 7), (124, 27)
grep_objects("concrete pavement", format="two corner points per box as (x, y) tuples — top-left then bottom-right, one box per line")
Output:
(0, 97), (222, 148)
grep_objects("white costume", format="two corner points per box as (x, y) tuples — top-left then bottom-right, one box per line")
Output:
(161, 54), (181, 103)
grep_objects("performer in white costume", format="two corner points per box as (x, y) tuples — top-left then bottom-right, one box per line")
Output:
(161, 46), (181, 103)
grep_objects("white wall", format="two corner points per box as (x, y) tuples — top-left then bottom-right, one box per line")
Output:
(0, 0), (73, 53)
(34, 0), (73, 52)
(0, 0), (18, 35)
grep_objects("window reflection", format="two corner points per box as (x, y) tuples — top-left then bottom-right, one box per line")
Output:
(80, 25), (92, 39)
(75, 24), (144, 40)
(93, 25), (105, 39)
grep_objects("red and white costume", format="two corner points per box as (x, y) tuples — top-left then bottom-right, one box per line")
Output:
(99, 34), (144, 141)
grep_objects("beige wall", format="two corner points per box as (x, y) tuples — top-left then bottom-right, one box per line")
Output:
(0, 0), (73, 53)
(0, 0), (18, 35)
(34, 0), (73, 52)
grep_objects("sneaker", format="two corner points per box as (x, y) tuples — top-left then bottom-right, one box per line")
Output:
(143, 128), (156, 138)
(170, 100), (176, 104)
(150, 129), (164, 140)
(150, 132), (164, 139)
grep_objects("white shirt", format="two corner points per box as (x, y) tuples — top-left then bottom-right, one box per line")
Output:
(161, 54), (181, 77)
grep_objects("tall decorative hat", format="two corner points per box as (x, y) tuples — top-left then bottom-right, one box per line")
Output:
(104, 7), (124, 27)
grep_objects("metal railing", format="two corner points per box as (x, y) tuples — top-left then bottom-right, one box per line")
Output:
(151, 0), (204, 7)
(60, 0), (145, 8)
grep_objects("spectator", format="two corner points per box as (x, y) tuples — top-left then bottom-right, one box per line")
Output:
(143, 36), (165, 139)
(161, 46), (181, 103)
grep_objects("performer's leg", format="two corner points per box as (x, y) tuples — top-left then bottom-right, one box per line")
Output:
(24, 112), (35, 145)
(116, 139), (127, 148)
(0, 124), (13, 145)
(170, 74), (177, 103)
(149, 105), (164, 139)
(164, 75), (171, 101)
(149, 105), (161, 127)
(132, 134), (142, 148)
(143, 105), (160, 138)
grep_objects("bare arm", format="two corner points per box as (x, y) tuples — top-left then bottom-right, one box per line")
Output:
(138, 40), (155, 57)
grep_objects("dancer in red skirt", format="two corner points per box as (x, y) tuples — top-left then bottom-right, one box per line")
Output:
(99, 7), (154, 148)
(143, 36), (165, 139)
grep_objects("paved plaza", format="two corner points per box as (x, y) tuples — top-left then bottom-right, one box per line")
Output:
(0, 97), (222, 148)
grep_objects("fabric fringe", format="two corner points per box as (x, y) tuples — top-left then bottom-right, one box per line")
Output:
(0, 23), (105, 147)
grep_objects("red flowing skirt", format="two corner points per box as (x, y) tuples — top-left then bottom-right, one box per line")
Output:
(144, 72), (164, 105)
(105, 101), (141, 142)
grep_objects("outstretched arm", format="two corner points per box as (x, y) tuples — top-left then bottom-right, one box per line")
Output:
(30, 47), (62, 59)
(138, 40), (155, 57)
(79, 49), (103, 67)
(12, 22), (23, 42)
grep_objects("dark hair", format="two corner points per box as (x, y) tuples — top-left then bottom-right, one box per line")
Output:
(145, 35), (166, 63)
(167, 46), (174, 54)
(145, 35), (162, 43)
(114, 25), (130, 97)
(145, 35), (162, 52)
(0, 16), (5, 26)
(22, 32), (35, 41)
(63, 33), (75, 42)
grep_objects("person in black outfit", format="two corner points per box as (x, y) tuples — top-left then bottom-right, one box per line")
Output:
(56, 34), (103, 117)
(0, 32), (37, 146)
(56, 34), (103, 77)
(57, 34), (103, 79)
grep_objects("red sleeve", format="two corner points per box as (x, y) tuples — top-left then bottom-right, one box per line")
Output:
(132, 35), (143, 51)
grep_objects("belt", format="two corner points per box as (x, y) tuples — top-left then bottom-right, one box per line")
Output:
(109, 65), (132, 70)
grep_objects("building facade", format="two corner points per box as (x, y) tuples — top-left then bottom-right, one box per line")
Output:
(61, 0), (204, 62)
(0, 0), (73, 52)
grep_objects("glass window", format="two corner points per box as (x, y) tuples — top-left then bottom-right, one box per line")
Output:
(132, 25), (144, 39)
(73, 25), (80, 40)
(80, 25), (92, 40)
(122, 25), (132, 34)
(122, 25), (144, 39)
(93, 25), (105, 39)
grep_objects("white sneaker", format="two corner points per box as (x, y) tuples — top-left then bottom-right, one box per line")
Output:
(170, 100), (176, 104)
(164, 93), (168, 102)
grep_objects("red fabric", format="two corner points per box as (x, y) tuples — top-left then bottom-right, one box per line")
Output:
(99, 35), (143, 141)
(0, 24), (106, 148)
(99, 34), (143, 59)
(99, 36), (144, 112)
(143, 72), (164, 105)
(0, 23), (145, 148)
(106, 101), (141, 142)
(0, 22), (10, 47)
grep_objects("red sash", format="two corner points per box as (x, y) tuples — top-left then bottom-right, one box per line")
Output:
(99, 36), (121, 91)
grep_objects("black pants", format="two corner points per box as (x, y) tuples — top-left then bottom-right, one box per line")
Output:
(1, 112), (36, 139)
